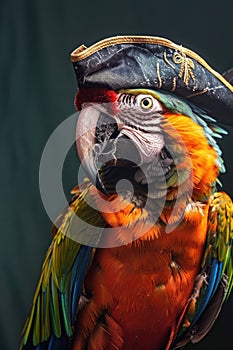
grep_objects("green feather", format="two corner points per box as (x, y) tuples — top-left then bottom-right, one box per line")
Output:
(33, 295), (41, 346)
(50, 277), (61, 337)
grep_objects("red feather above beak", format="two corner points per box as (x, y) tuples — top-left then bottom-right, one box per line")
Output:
(74, 88), (118, 111)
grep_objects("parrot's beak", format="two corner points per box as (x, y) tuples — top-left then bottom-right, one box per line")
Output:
(76, 102), (143, 195)
(76, 103), (110, 194)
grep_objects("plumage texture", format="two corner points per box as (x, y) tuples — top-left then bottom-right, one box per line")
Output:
(20, 88), (233, 350)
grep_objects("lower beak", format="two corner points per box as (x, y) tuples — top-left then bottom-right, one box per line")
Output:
(80, 155), (108, 195)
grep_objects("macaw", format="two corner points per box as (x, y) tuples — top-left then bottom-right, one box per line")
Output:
(20, 36), (233, 350)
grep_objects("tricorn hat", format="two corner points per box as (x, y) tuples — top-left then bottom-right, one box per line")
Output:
(71, 36), (233, 125)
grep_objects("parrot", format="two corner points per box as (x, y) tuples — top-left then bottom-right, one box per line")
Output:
(19, 36), (233, 350)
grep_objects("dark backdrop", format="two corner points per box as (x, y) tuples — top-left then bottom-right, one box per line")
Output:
(1, 1), (233, 349)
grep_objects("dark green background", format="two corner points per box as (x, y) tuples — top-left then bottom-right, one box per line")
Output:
(1, 1), (233, 349)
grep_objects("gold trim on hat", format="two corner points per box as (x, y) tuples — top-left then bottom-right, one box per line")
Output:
(70, 35), (233, 92)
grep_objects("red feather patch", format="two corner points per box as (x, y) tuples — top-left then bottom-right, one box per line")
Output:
(74, 88), (118, 111)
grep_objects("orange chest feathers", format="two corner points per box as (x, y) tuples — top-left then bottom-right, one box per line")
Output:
(74, 204), (209, 350)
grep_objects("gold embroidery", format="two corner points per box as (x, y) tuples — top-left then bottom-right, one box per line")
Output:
(186, 88), (208, 98)
(171, 77), (177, 92)
(173, 50), (195, 86)
(156, 62), (162, 88)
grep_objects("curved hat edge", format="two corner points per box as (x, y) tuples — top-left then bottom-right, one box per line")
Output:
(70, 35), (233, 93)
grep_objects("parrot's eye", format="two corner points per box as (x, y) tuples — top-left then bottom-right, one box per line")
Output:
(140, 97), (153, 110)
(136, 94), (163, 113)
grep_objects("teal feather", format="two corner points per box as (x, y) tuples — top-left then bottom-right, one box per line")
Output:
(61, 292), (72, 337)
(210, 125), (228, 135)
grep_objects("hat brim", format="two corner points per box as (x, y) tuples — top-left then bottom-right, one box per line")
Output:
(71, 36), (233, 125)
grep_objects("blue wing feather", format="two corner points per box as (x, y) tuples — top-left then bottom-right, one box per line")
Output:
(71, 245), (93, 323)
(191, 259), (223, 327)
(211, 260), (224, 296)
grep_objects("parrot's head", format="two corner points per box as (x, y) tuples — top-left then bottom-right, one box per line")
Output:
(71, 36), (233, 208)
(75, 87), (226, 205)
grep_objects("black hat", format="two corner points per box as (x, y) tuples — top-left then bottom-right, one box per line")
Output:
(71, 36), (233, 125)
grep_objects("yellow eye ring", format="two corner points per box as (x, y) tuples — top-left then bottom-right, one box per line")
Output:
(140, 97), (153, 110)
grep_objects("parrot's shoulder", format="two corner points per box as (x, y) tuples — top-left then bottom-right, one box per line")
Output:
(172, 191), (233, 349)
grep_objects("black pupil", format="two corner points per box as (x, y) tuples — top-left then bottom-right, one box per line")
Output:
(143, 98), (150, 107)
